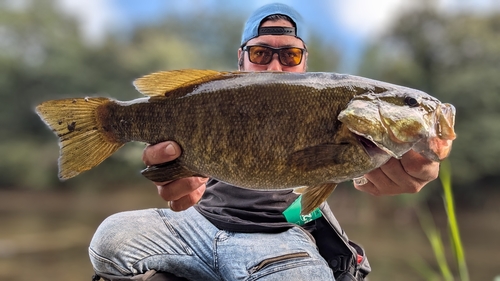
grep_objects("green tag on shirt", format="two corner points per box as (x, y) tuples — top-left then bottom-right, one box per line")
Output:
(283, 195), (322, 225)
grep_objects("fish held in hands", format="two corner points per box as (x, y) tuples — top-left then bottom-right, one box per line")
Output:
(36, 69), (456, 214)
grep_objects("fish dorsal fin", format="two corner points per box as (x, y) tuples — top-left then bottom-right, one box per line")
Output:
(133, 69), (227, 97)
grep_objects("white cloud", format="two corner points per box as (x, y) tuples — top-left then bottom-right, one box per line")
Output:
(328, 0), (500, 39)
(55, 0), (120, 45)
(328, 0), (420, 39)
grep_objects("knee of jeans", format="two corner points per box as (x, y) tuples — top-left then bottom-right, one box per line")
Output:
(89, 210), (145, 258)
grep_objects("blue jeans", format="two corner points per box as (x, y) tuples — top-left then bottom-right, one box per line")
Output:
(89, 207), (335, 280)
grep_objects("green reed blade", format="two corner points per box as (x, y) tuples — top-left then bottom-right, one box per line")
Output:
(417, 205), (454, 281)
(411, 256), (443, 281)
(440, 159), (470, 281)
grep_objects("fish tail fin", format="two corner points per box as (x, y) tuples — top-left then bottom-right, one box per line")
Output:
(35, 97), (124, 180)
(300, 183), (338, 215)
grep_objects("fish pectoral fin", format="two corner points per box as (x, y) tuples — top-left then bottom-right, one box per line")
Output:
(141, 160), (206, 182)
(301, 183), (338, 215)
(288, 144), (348, 172)
(133, 69), (227, 98)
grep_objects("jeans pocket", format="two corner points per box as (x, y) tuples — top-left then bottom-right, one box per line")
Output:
(247, 251), (335, 281)
(248, 252), (310, 275)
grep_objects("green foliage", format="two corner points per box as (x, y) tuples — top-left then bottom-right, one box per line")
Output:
(359, 3), (500, 194)
(0, 139), (58, 188)
(415, 160), (470, 281)
(304, 33), (341, 72)
(440, 160), (469, 281)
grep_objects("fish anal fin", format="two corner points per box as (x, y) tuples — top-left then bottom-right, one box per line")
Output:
(133, 69), (227, 98)
(289, 144), (348, 172)
(301, 183), (338, 215)
(293, 186), (308, 194)
(141, 160), (206, 182)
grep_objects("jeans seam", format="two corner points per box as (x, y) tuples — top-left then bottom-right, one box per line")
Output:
(155, 209), (194, 256)
(292, 226), (317, 246)
(89, 247), (131, 276)
(213, 230), (230, 280)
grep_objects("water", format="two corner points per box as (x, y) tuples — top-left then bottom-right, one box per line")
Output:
(0, 187), (498, 281)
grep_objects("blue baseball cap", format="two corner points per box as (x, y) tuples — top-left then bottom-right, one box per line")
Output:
(241, 3), (306, 47)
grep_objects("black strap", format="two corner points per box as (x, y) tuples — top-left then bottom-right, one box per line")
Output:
(258, 26), (296, 36)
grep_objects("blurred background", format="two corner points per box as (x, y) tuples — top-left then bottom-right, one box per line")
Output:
(0, 0), (499, 280)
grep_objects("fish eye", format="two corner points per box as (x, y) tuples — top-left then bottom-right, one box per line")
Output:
(405, 96), (419, 107)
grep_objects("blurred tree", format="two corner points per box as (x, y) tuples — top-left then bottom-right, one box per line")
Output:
(359, 2), (500, 197)
(0, 0), (340, 190)
(305, 33), (341, 72)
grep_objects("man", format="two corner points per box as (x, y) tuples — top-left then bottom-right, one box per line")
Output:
(90, 3), (439, 281)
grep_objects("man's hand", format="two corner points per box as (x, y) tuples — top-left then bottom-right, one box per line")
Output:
(354, 150), (440, 196)
(142, 141), (208, 211)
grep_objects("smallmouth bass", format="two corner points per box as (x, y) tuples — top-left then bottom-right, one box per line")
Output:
(36, 69), (456, 214)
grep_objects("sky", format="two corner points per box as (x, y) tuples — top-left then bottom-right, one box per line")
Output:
(56, 0), (500, 71)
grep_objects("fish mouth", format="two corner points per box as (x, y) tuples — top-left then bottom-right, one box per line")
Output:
(413, 103), (456, 161)
(356, 134), (388, 158)
(355, 134), (393, 167)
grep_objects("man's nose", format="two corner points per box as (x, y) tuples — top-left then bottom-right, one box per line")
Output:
(266, 54), (282, 71)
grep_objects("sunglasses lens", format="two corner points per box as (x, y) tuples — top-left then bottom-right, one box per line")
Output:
(248, 46), (273, 65)
(247, 46), (303, 66)
(279, 48), (303, 66)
